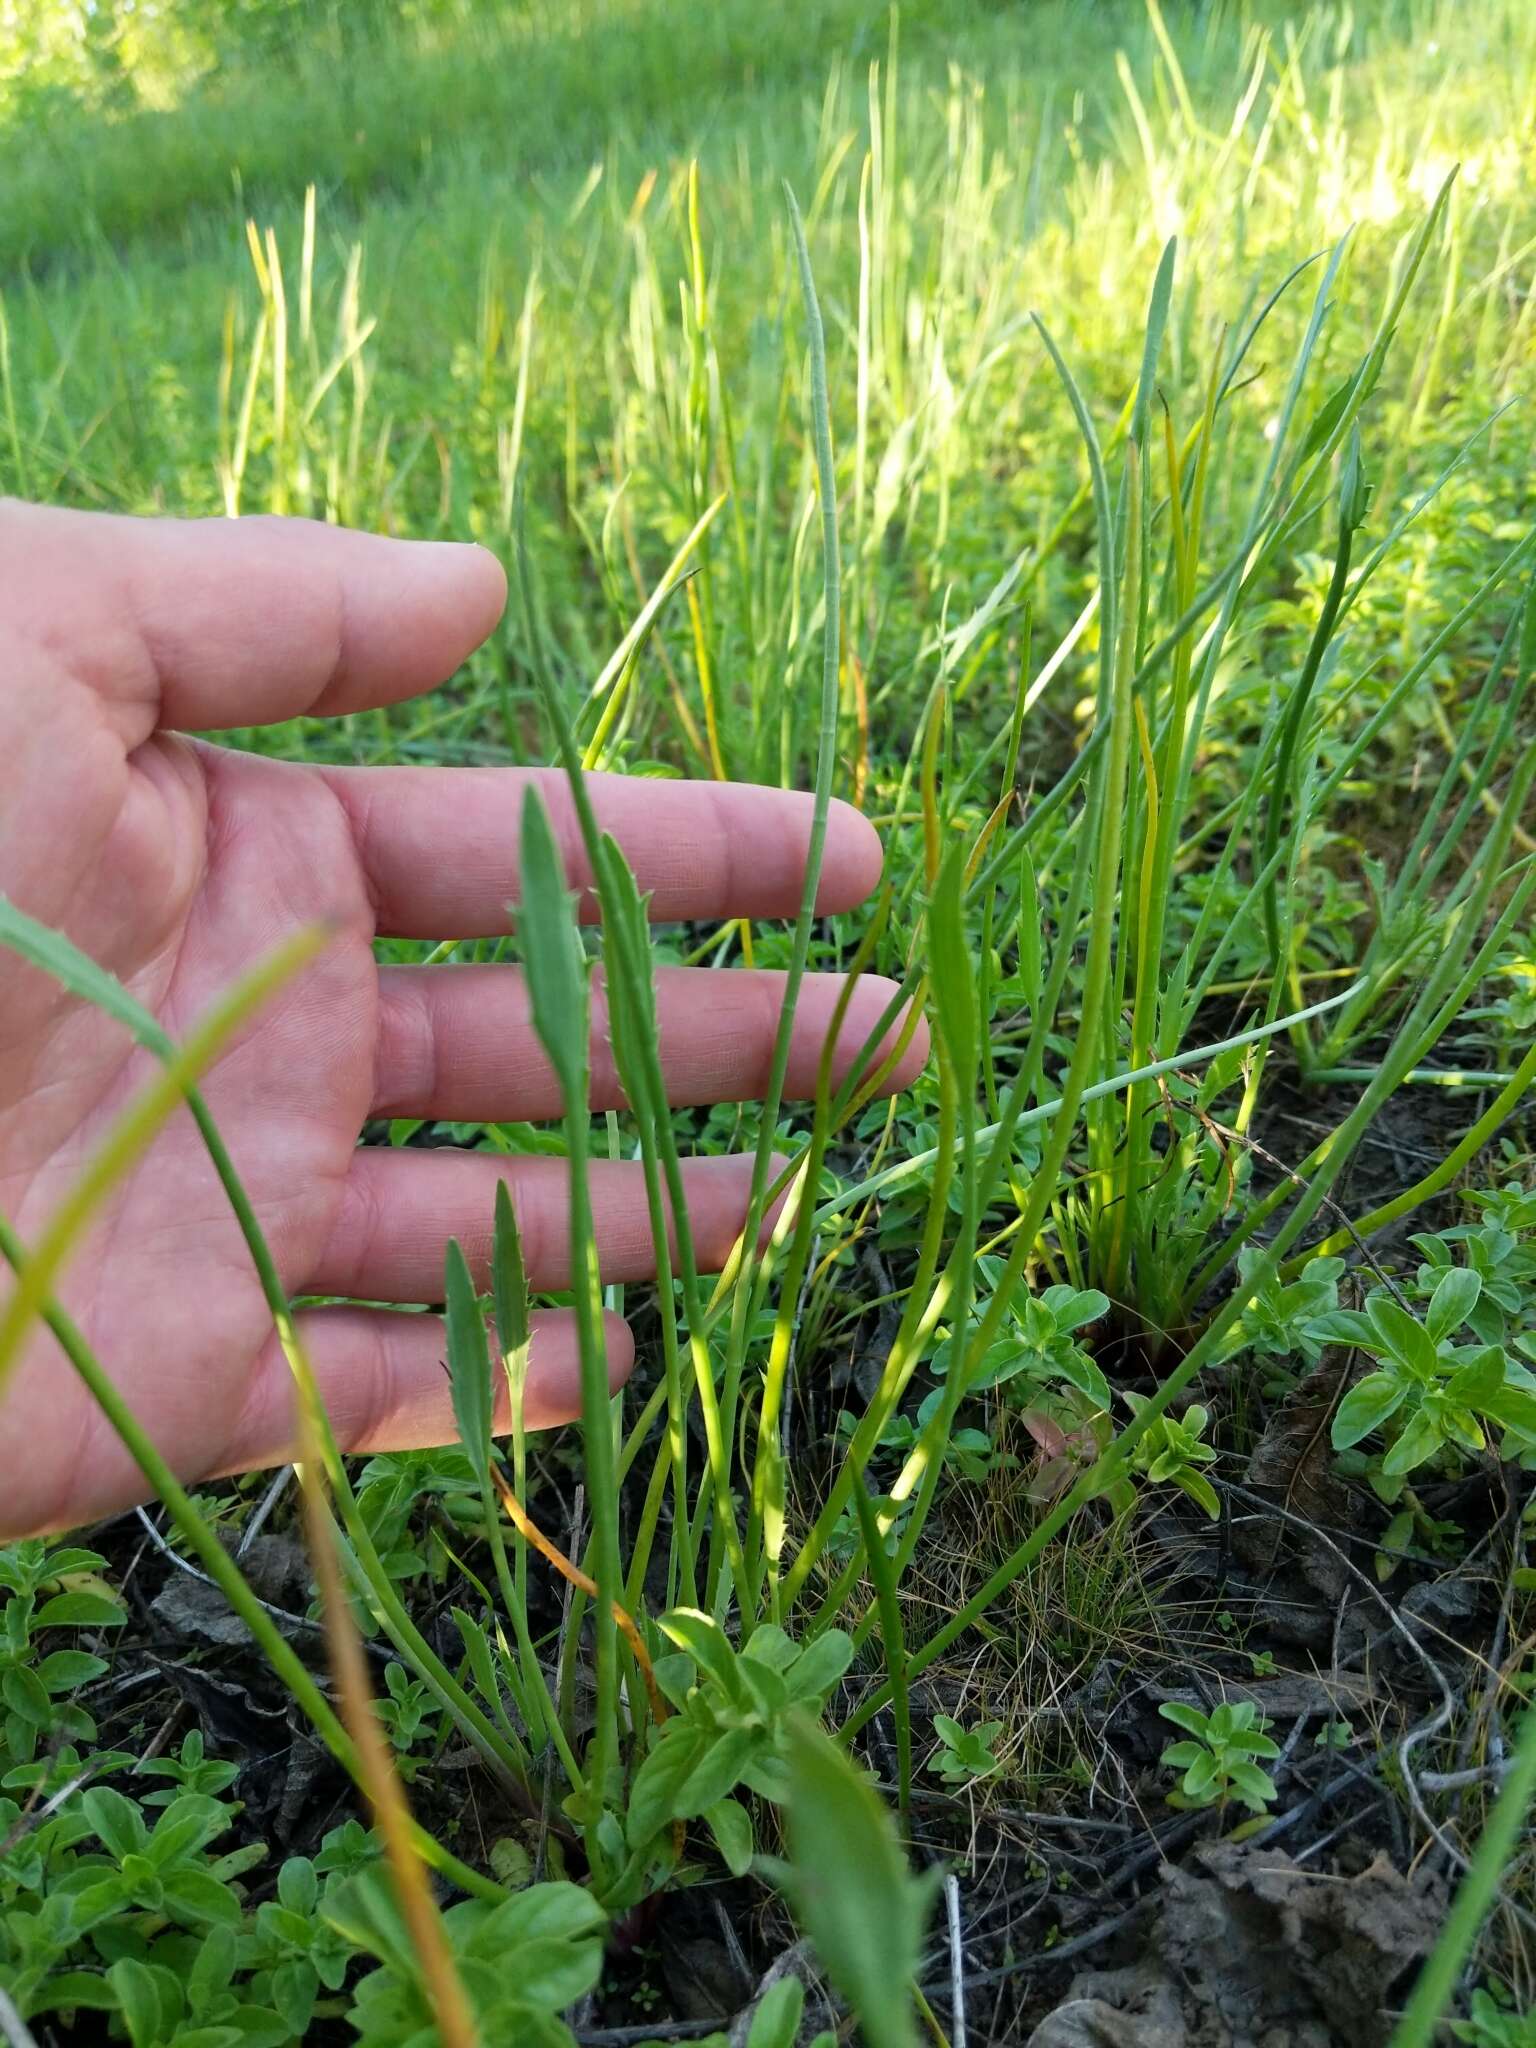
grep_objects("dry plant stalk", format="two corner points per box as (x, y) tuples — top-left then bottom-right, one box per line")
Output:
(493, 1468), (668, 1730)
(295, 1381), (480, 2048)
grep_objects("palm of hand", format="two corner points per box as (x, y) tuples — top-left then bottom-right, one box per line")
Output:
(0, 504), (919, 1535)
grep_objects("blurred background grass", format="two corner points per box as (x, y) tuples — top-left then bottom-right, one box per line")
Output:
(4, 0), (1532, 800)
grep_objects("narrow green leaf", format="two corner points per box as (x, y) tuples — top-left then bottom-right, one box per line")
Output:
(1016, 848), (1042, 1010)
(451, 1608), (504, 1717)
(593, 833), (660, 1081)
(444, 1238), (492, 1487)
(1300, 357), (1372, 461)
(782, 1712), (931, 2048)
(0, 897), (175, 1057)
(1520, 581), (1536, 683)
(927, 839), (978, 1103)
(517, 787), (590, 1100)
(491, 1180), (530, 1363)
(1130, 236), (1177, 450)
(1339, 420), (1372, 533)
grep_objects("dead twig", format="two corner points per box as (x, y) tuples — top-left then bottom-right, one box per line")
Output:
(945, 1872), (968, 2048)
(578, 2025), (726, 2046)
(132, 1505), (334, 1644)
(0, 1987), (38, 2048)
(236, 1466), (294, 1556)
(922, 1898), (1149, 1994)
(1222, 1480), (1535, 1925)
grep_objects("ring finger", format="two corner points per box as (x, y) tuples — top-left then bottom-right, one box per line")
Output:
(303, 1149), (780, 1305)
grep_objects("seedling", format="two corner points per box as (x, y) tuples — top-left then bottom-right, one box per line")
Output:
(1452, 1984), (1536, 2047)
(1122, 1397), (1221, 1519)
(1326, 1269), (1536, 1483)
(1158, 1700), (1280, 1814)
(136, 1730), (240, 1809)
(927, 1715), (1005, 1785)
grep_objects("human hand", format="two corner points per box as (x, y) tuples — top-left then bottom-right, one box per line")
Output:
(0, 502), (924, 1536)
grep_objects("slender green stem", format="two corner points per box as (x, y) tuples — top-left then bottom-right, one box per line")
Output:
(814, 982), (1363, 1224)
(1260, 514), (1354, 974)
(1194, 852), (1536, 1298)
(1293, 1033), (1536, 1270)
(783, 1096), (957, 1612)
(749, 902), (888, 1617)
(563, 1081), (622, 1829)
(516, 521), (740, 1616)
(1389, 1701), (1536, 2048)
(0, 926), (327, 1392)
(714, 183), (845, 1616)
(852, 1469), (911, 1826)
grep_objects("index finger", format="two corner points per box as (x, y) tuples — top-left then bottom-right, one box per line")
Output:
(0, 500), (506, 738)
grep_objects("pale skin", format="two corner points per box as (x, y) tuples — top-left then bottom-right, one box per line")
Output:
(0, 501), (926, 1538)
